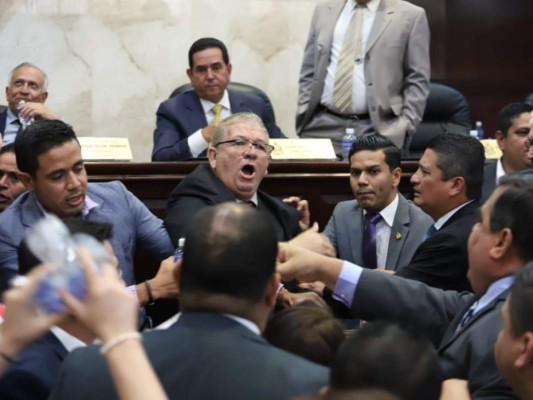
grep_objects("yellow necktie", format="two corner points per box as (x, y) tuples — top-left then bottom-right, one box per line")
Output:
(333, 4), (366, 113)
(212, 104), (223, 121)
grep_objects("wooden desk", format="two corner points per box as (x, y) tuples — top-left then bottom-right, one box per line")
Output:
(86, 161), (419, 229)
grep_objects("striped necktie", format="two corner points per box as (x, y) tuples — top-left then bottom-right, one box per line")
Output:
(332, 4), (366, 113)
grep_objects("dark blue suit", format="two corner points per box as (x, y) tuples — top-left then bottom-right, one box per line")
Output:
(50, 313), (328, 400)
(152, 89), (285, 161)
(0, 332), (68, 400)
(0, 109), (7, 137)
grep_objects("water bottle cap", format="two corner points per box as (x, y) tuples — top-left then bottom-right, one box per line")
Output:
(345, 128), (355, 134)
(475, 121), (482, 127)
(178, 238), (185, 247)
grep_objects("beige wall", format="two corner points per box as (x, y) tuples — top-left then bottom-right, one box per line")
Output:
(0, 0), (323, 160)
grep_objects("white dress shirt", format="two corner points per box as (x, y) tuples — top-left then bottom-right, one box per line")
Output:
(365, 193), (398, 269)
(321, 0), (381, 114)
(187, 90), (232, 157)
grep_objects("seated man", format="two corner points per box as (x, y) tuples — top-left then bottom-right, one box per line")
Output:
(482, 102), (533, 201)
(1, 63), (59, 144)
(324, 133), (432, 269)
(152, 37), (285, 161)
(278, 175), (533, 399)
(49, 203), (329, 400)
(0, 120), (176, 306)
(0, 144), (27, 211)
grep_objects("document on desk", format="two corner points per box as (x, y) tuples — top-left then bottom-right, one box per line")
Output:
(270, 138), (337, 160)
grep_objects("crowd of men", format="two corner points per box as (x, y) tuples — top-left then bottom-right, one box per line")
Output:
(1, 0), (533, 399)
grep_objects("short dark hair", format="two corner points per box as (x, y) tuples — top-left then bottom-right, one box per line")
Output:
(263, 302), (345, 366)
(180, 202), (277, 302)
(14, 120), (79, 177)
(496, 102), (533, 137)
(330, 321), (443, 399)
(348, 133), (401, 171)
(18, 218), (113, 275)
(428, 132), (485, 200)
(0, 143), (15, 157)
(509, 262), (533, 337)
(188, 37), (230, 69)
(489, 177), (533, 263)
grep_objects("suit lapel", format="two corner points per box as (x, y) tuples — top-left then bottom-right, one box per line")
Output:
(349, 202), (365, 265)
(366, 0), (397, 53)
(441, 201), (479, 230)
(439, 291), (507, 352)
(386, 195), (410, 270)
(184, 91), (208, 127)
(318, 1), (346, 57)
(20, 193), (47, 228)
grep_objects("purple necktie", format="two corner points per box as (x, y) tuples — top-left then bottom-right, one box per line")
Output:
(362, 213), (382, 269)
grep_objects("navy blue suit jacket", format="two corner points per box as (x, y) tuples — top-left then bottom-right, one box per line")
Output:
(0, 332), (68, 400)
(0, 109), (7, 137)
(50, 313), (328, 400)
(152, 89), (285, 161)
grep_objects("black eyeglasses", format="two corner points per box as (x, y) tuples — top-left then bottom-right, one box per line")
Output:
(215, 139), (275, 156)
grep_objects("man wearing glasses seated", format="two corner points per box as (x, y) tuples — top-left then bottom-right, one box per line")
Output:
(165, 112), (334, 306)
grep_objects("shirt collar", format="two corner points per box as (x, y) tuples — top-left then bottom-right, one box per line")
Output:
(362, 193), (398, 227)
(199, 90), (230, 115)
(496, 157), (506, 183)
(154, 312), (261, 335)
(6, 108), (19, 125)
(473, 275), (515, 314)
(50, 326), (87, 352)
(236, 193), (258, 207)
(433, 200), (474, 231)
(350, 0), (380, 12)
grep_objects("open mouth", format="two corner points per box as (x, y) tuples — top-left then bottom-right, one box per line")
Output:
(241, 164), (256, 177)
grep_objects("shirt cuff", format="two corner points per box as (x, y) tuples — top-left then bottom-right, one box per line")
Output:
(187, 129), (209, 157)
(126, 284), (139, 302)
(332, 261), (363, 308)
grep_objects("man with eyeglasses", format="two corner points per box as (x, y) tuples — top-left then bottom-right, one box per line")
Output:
(0, 144), (27, 212)
(165, 112), (334, 306)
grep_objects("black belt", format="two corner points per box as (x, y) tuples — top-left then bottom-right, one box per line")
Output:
(319, 105), (370, 120)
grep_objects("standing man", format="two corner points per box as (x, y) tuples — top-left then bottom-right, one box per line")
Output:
(0, 144), (27, 212)
(323, 133), (432, 269)
(152, 38), (285, 161)
(482, 102), (533, 201)
(297, 0), (430, 156)
(2, 63), (59, 144)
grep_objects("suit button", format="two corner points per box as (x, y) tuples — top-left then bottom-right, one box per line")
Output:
(371, 107), (376, 112)
(368, 82), (373, 86)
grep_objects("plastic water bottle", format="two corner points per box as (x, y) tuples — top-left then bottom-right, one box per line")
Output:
(475, 121), (484, 139)
(173, 238), (185, 262)
(17, 100), (34, 129)
(341, 128), (356, 161)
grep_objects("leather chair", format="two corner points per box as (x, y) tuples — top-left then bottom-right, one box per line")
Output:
(408, 82), (472, 158)
(169, 82), (277, 124)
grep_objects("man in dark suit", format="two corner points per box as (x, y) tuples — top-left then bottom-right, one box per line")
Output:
(393, 132), (485, 292)
(1, 63), (59, 144)
(279, 176), (533, 399)
(297, 0), (430, 156)
(49, 203), (329, 400)
(323, 133), (432, 269)
(152, 37), (285, 161)
(0, 144), (27, 212)
(482, 102), (532, 202)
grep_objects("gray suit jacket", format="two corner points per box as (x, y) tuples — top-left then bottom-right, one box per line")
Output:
(323, 194), (432, 270)
(297, 0), (430, 147)
(350, 271), (518, 399)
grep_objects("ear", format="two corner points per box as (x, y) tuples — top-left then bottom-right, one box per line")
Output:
(495, 130), (506, 150)
(449, 176), (465, 197)
(489, 227), (513, 260)
(515, 332), (533, 369)
(186, 68), (193, 81)
(41, 91), (48, 102)
(265, 272), (281, 309)
(226, 63), (232, 76)
(264, 169), (268, 176)
(18, 172), (34, 191)
(207, 146), (217, 169)
(391, 166), (402, 188)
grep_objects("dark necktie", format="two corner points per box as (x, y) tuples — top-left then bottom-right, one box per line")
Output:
(456, 301), (478, 333)
(423, 224), (437, 241)
(362, 213), (382, 269)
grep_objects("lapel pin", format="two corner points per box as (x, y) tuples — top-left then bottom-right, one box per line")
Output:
(395, 232), (402, 240)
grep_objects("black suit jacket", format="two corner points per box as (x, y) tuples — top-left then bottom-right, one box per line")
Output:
(482, 160), (498, 203)
(0, 109), (7, 137)
(0, 331), (68, 400)
(49, 313), (328, 400)
(165, 164), (301, 245)
(152, 89), (285, 161)
(395, 201), (480, 292)
(350, 271), (518, 399)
